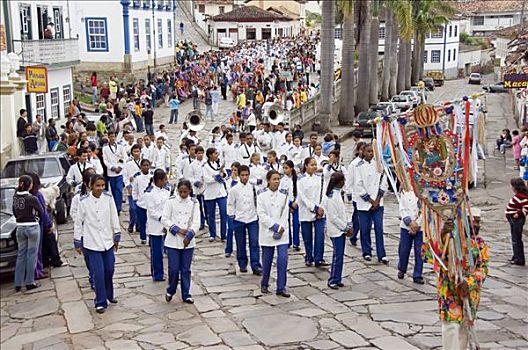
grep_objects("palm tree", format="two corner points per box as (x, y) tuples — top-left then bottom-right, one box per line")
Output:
(318, 0), (335, 131)
(355, 0), (371, 113)
(393, 0), (413, 92)
(369, 0), (380, 105)
(389, 10), (399, 97)
(338, 0), (355, 125)
(381, 4), (393, 101)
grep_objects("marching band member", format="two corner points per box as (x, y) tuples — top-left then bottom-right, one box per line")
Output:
(238, 133), (260, 166)
(152, 136), (170, 172)
(249, 153), (266, 190)
(300, 133), (318, 160)
(102, 131), (127, 214)
(346, 142), (366, 246)
(74, 174), (120, 313)
(203, 148), (228, 242)
(180, 143), (196, 181)
(297, 157), (327, 267)
(355, 144), (389, 264)
(67, 148), (95, 187)
(255, 123), (273, 161)
(264, 150), (282, 173)
(220, 133), (239, 175)
(141, 135), (156, 163)
(313, 144), (328, 172)
(132, 159), (153, 245)
(225, 162), (241, 257)
(190, 146), (207, 230)
(322, 172), (352, 289)
(146, 169), (171, 282)
(87, 143), (104, 175)
(281, 160), (300, 250)
(123, 145), (142, 233)
(257, 170), (290, 297)
(161, 180), (200, 304)
(271, 122), (288, 150)
(290, 136), (304, 170)
(279, 132), (294, 159)
(227, 165), (262, 274)
(323, 150), (346, 190)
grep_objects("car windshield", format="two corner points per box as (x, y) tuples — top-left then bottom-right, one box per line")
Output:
(392, 96), (406, 102)
(3, 158), (62, 178)
(0, 187), (15, 215)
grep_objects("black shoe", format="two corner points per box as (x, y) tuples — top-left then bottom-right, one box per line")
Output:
(337, 283), (345, 287)
(350, 240), (357, 247)
(363, 255), (372, 262)
(315, 260), (329, 267)
(165, 293), (173, 302)
(252, 270), (262, 276)
(511, 261), (526, 266)
(261, 286), (271, 294)
(153, 278), (166, 282)
(397, 271), (405, 279)
(26, 283), (40, 291)
(96, 306), (106, 313)
(380, 257), (389, 265)
(276, 290), (291, 298)
(184, 297), (194, 304)
(240, 268), (248, 273)
(293, 245), (301, 251)
(199, 225), (205, 230)
(305, 261), (314, 267)
(15, 286), (21, 292)
(413, 277), (425, 285)
(108, 298), (118, 304)
(128, 225), (133, 233)
(328, 284), (339, 290)
(141, 240), (147, 245)
(225, 253), (232, 257)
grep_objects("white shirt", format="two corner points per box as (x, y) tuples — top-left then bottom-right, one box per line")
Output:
(88, 157), (104, 175)
(314, 154), (329, 170)
(161, 195), (200, 249)
(297, 172), (325, 222)
(202, 160), (227, 200)
(102, 143), (127, 177)
(399, 190), (422, 229)
(227, 182), (258, 223)
(132, 171), (153, 208)
(146, 185), (171, 235)
(323, 163), (347, 192)
(221, 142), (239, 168)
(66, 161), (94, 186)
(123, 158), (142, 188)
(180, 155), (195, 181)
(152, 146), (170, 170)
(74, 192), (121, 251)
(300, 144), (316, 160)
(256, 131), (273, 152)
(354, 159), (388, 211)
(257, 188), (289, 247)
(249, 163), (266, 190)
(141, 144), (156, 163)
(238, 143), (260, 165)
(322, 189), (352, 238)
(190, 159), (206, 195)
(290, 145), (304, 169)
(346, 157), (362, 199)
(279, 175), (296, 203)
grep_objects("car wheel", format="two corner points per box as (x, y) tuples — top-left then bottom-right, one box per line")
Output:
(55, 198), (67, 225)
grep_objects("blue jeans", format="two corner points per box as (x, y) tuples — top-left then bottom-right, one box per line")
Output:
(108, 176), (123, 213)
(398, 228), (424, 279)
(83, 247), (115, 308)
(358, 206), (386, 261)
(288, 207), (300, 247)
(261, 244), (288, 293)
(205, 104), (213, 121)
(234, 220), (261, 271)
(14, 224), (40, 287)
(166, 247), (194, 300)
(128, 195), (137, 229)
(150, 235), (165, 281)
(145, 123), (154, 136)
(349, 202), (360, 244)
(226, 216), (234, 254)
(136, 206), (147, 241)
(301, 218), (326, 264)
(205, 196), (227, 239)
(48, 140), (58, 152)
(135, 115), (144, 132)
(329, 234), (345, 285)
(169, 109), (179, 124)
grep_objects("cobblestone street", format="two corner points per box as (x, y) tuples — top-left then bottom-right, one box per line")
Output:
(1, 77), (527, 350)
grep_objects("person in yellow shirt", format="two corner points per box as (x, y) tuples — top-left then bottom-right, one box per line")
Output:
(237, 89), (246, 110)
(109, 75), (118, 101)
(293, 90), (301, 109)
(300, 88), (308, 103)
(256, 91), (264, 105)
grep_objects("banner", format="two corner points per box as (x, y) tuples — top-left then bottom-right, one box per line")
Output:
(504, 73), (528, 89)
(25, 66), (48, 93)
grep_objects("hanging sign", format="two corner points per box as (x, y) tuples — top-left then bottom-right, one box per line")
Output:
(504, 74), (528, 89)
(25, 66), (48, 93)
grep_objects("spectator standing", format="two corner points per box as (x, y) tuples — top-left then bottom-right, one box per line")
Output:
(32, 114), (47, 153)
(204, 87), (213, 121)
(180, 22), (184, 35)
(91, 72), (98, 105)
(17, 109), (27, 154)
(211, 85), (220, 119)
(142, 104), (155, 136)
(23, 124), (38, 155)
(168, 94), (180, 124)
(506, 178), (528, 266)
(512, 130), (522, 170)
(46, 118), (59, 151)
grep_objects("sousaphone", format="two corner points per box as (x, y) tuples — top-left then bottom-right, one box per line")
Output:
(268, 103), (284, 125)
(185, 110), (205, 131)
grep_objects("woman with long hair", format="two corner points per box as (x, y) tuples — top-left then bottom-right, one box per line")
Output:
(505, 177), (528, 265)
(281, 160), (300, 251)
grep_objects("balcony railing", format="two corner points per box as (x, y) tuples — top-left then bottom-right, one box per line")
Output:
(13, 38), (80, 67)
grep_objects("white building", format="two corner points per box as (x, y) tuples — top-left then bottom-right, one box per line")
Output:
(378, 19), (462, 80)
(454, 1), (525, 36)
(193, 0), (234, 36)
(6, 0), (79, 123)
(494, 24), (521, 67)
(208, 6), (297, 46)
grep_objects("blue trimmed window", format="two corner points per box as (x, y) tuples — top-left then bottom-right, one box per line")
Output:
(132, 0), (141, 8)
(85, 17), (108, 52)
(167, 19), (172, 47)
(133, 18), (140, 51)
(157, 18), (163, 48)
(142, 0), (150, 8)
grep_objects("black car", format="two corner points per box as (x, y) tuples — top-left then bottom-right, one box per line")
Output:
(0, 187), (17, 274)
(423, 77), (435, 91)
(482, 82), (508, 93)
(354, 111), (379, 138)
(1, 153), (72, 224)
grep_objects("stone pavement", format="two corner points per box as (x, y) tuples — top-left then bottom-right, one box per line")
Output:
(1, 78), (527, 350)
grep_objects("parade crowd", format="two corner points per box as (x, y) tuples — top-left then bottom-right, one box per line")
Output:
(9, 34), (526, 350)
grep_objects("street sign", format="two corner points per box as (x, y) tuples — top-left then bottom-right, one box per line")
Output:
(503, 74), (528, 89)
(25, 66), (48, 93)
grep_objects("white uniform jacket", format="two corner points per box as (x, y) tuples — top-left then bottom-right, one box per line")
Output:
(354, 159), (388, 211)
(238, 143), (260, 165)
(180, 155), (195, 181)
(249, 163), (266, 190)
(221, 142), (240, 168)
(141, 144), (156, 163)
(132, 171), (153, 208)
(279, 175), (296, 204)
(257, 188), (289, 247)
(190, 159), (206, 195)
(202, 160), (227, 200)
(102, 143), (127, 177)
(152, 146), (170, 170)
(161, 195), (200, 249)
(74, 192), (121, 251)
(297, 172), (325, 222)
(322, 189), (352, 238)
(289, 145), (304, 169)
(146, 185), (171, 235)
(399, 190), (422, 230)
(256, 131), (273, 153)
(346, 157), (362, 199)
(123, 158), (142, 188)
(323, 163), (347, 191)
(279, 142), (294, 159)
(66, 162), (94, 186)
(227, 182), (258, 223)
(300, 144), (316, 160)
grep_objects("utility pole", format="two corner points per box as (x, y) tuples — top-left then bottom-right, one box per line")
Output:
(521, 0), (526, 33)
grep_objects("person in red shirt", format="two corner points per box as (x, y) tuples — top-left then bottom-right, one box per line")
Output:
(90, 72), (98, 105)
(506, 177), (528, 265)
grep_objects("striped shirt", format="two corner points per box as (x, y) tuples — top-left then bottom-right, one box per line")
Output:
(505, 192), (528, 218)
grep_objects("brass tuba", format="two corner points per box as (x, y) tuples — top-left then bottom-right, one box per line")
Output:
(268, 103), (284, 125)
(185, 110), (205, 131)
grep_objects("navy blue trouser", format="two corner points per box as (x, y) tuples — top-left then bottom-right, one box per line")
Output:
(234, 220), (261, 271)
(196, 194), (206, 228)
(226, 216), (234, 255)
(261, 244), (288, 293)
(301, 218), (326, 264)
(398, 228), (424, 279)
(166, 247), (194, 300)
(288, 207), (300, 247)
(149, 235), (164, 281)
(83, 247), (115, 308)
(349, 201), (360, 244)
(108, 175), (123, 213)
(135, 206), (147, 241)
(205, 196), (227, 239)
(128, 195), (137, 229)
(358, 206), (386, 261)
(329, 234), (345, 285)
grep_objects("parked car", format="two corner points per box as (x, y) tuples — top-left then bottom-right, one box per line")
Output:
(354, 111), (379, 138)
(423, 77), (435, 91)
(371, 102), (399, 116)
(482, 82), (507, 93)
(0, 186), (17, 275)
(399, 90), (420, 107)
(218, 37), (236, 49)
(391, 95), (412, 111)
(468, 73), (481, 85)
(410, 86), (427, 104)
(1, 153), (72, 224)
(425, 71), (444, 86)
